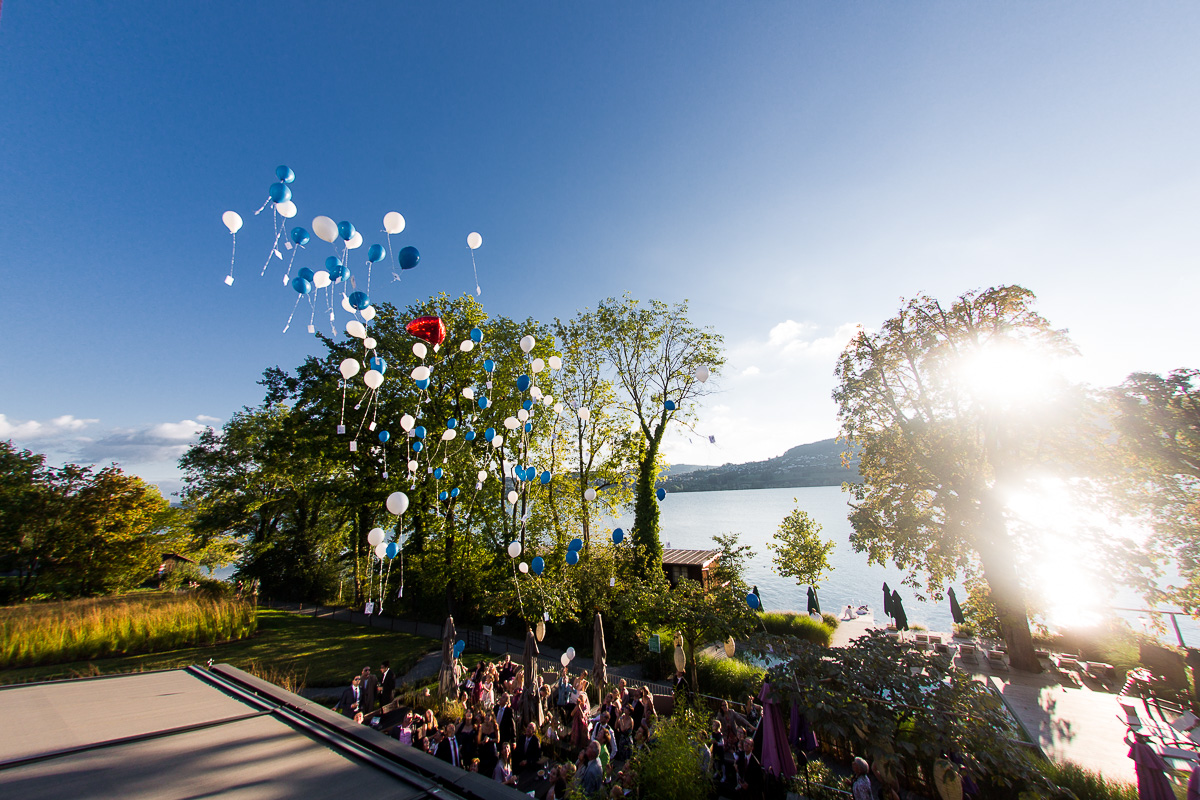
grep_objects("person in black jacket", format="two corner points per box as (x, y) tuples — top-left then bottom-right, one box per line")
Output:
(434, 723), (462, 768)
(359, 666), (378, 714)
(495, 693), (517, 744)
(736, 737), (763, 800)
(379, 660), (396, 706)
(334, 674), (363, 718)
(515, 722), (541, 774)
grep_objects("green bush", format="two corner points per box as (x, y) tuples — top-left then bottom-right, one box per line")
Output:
(695, 654), (764, 700)
(821, 612), (840, 629)
(758, 611), (834, 646)
(627, 714), (713, 800)
(1039, 759), (1138, 800)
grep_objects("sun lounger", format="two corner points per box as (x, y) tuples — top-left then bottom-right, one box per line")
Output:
(956, 644), (979, 664)
(914, 633), (929, 644)
(933, 642), (954, 656)
(928, 634), (943, 645)
(986, 650), (1009, 670)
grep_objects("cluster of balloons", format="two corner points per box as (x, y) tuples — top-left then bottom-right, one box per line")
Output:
(559, 646), (577, 668)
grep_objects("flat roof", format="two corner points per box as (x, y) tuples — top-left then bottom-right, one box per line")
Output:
(0, 666), (521, 800)
(661, 548), (721, 567)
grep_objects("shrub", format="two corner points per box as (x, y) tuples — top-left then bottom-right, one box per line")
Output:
(627, 714), (713, 800)
(1039, 759), (1138, 800)
(695, 654), (764, 700)
(758, 611), (834, 646)
(821, 612), (840, 630)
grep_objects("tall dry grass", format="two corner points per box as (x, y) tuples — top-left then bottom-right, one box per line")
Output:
(0, 592), (257, 669)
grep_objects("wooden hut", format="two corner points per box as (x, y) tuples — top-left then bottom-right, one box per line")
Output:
(661, 548), (721, 589)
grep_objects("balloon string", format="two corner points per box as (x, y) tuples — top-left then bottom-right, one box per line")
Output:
(308, 294), (317, 329)
(282, 294), (301, 333)
(260, 212), (285, 276)
(469, 249), (482, 296)
(367, 260), (372, 296)
(340, 380), (347, 427)
(253, 197), (271, 216)
(283, 243), (302, 283)
(226, 233), (237, 283)
(355, 390), (377, 438)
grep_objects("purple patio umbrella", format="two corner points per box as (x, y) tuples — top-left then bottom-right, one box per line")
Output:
(1188, 763), (1200, 800)
(758, 682), (797, 780)
(788, 703), (819, 752)
(1129, 737), (1176, 800)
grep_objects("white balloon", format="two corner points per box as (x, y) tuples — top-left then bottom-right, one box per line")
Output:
(313, 216), (338, 243)
(566, 647), (576, 659)
(276, 200), (297, 219)
(364, 369), (383, 389)
(375, 542), (388, 559)
(342, 294), (356, 314)
(400, 414), (415, 432)
(408, 459), (419, 471)
(477, 470), (488, 482)
(584, 488), (597, 502)
(695, 365), (710, 383)
(520, 335), (535, 354)
(517, 409), (529, 422)
(560, 653), (569, 667)
(346, 320), (367, 339)
(361, 306), (376, 322)
(553, 403), (564, 415)
(413, 342), (428, 359)
(460, 340), (474, 352)
(467, 232), (482, 250)
(386, 491), (410, 515)
(383, 211), (406, 234)
(363, 337), (377, 349)
(313, 270), (331, 289)
(518, 561), (529, 574)
(530, 386), (543, 401)
(346, 231), (363, 250)
(548, 356), (562, 370)
(578, 408), (590, 421)
(411, 365), (430, 381)
(463, 387), (475, 400)
(368, 527), (385, 546)
(504, 416), (519, 430)
(492, 435), (504, 448)
(339, 358), (360, 379)
(222, 210), (243, 234)
(507, 541), (522, 558)
(542, 395), (554, 407)
(530, 358), (544, 374)
(507, 490), (519, 504)
(441, 429), (456, 441)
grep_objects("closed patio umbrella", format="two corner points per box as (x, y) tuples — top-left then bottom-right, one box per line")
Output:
(592, 612), (608, 691)
(807, 586), (821, 616)
(437, 616), (458, 699)
(891, 590), (909, 632)
(883, 582), (893, 619)
(1129, 737), (1176, 800)
(520, 627), (543, 729)
(758, 682), (797, 780)
(947, 587), (966, 626)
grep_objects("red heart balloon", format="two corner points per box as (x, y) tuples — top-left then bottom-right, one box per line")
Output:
(406, 316), (447, 346)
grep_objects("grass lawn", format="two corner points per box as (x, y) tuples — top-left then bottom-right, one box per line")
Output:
(0, 609), (437, 688)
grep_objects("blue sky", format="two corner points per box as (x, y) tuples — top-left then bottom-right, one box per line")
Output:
(2, 2), (1198, 494)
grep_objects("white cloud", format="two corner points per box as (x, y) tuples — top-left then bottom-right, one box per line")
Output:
(0, 413), (98, 440)
(197, 414), (222, 423)
(77, 420), (210, 464)
(741, 366), (761, 377)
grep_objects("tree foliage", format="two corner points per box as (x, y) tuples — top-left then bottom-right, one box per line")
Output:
(768, 503), (835, 588)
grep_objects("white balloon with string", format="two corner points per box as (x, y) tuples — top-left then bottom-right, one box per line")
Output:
(383, 212), (405, 280)
(221, 211), (242, 285)
(466, 231), (483, 295)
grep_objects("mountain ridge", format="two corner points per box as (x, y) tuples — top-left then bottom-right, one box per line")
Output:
(662, 438), (859, 492)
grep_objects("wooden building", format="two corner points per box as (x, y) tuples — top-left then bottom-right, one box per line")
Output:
(661, 548), (721, 589)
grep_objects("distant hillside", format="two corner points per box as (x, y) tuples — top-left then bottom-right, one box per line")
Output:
(659, 463), (709, 478)
(662, 438), (859, 492)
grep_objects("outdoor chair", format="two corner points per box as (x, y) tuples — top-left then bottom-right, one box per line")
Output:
(928, 634), (943, 645)
(957, 644), (979, 664)
(933, 642), (954, 656)
(914, 633), (929, 644)
(986, 650), (1009, 670)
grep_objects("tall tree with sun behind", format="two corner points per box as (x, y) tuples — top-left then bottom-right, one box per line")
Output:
(833, 285), (1102, 672)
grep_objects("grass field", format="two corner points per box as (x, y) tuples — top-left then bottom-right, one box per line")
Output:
(0, 609), (437, 688)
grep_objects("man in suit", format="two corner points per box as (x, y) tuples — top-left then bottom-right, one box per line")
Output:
(735, 737), (763, 800)
(435, 723), (462, 768)
(334, 674), (363, 718)
(379, 660), (396, 706)
(515, 722), (541, 773)
(359, 666), (378, 714)
(496, 692), (517, 744)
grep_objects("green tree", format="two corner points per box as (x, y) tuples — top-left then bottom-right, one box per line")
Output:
(0, 442), (57, 597)
(833, 286), (1094, 672)
(1110, 369), (1200, 611)
(592, 295), (725, 576)
(648, 575), (757, 693)
(768, 504), (835, 588)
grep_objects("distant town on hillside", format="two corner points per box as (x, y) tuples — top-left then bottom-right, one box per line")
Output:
(661, 438), (860, 492)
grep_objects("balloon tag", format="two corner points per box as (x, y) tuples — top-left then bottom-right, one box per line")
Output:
(543, 612), (550, 621)
(337, 425), (346, 435)
(284, 240), (293, 250)
(382, 472), (388, 479)
(274, 249), (283, 260)
(349, 440), (357, 452)
(307, 324), (315, 334)
(224, 275), (234, 286)
(610, 578), (616, 587)
(369, 422), (377, 431)
(486, 381), (493, 389)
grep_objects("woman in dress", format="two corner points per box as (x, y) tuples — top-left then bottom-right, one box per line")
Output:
(571, 693), (590, 751)
(457, 709), (477, 764)
(615, 709), (634, 761)
(479, 665), (496, 712)
(638, 687), (656, 735)
(492, 742), (518, 786)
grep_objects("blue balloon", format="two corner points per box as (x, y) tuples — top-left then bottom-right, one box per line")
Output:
(412, 441), (423, 452)
(530, 556), (545, 575)
(524, 422), (532, 433)
(516, 375), (531, 392)
(433, 467), (444, 479)
(454, 639), (465, 656)
(415, 378), (429, 390)
(349, 291), (370, 310)
(484, 359), (496, 373)
(478, 396), (490, 410)
(565, 550), (579, 565)
(569, 537), (583, 552)
(368, 356), (386, 374)
(522, 399), (533, 411)
(464, 431), (476, 441)
(439, 490), (448, 501)
(378, 430), (390, 443)
(367, 244), (385, 263)
(333, 264), (351, 282)
(298, 267), (315, 282)
(338, 221), (356, 241)
(290, 227), (310, 245)
(539, 470), (552, 484)
(325, 256), (343, 270)
(446, 418), (458, 429)
(269, 182), (291, 203)
(470, 327), (483, 343)
(413, 426), (426, 439)
(656, 488), (667, 501)
(746, 592), (760, 610)
(385, 542), (398, 559)
(484, 427), (495, 442)
(612, 528), (624, 544)
(665, 400), (677, 411)
(290, 277), (312, 294)
(275, 165), (294, 183)
(526, 466), (537, 481)
(398, 246), (420, 270)
(512, 465), (524, 482)
(450, 487), (460, 498)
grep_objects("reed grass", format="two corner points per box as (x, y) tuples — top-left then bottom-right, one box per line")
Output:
(0, 592), (257, 669)
(758, 610), (835, 646)
(695, 654), (765, 699)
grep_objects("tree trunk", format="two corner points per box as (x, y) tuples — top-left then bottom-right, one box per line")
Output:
(633, 436), (663, 576)
(976, 499), (1041, 673)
